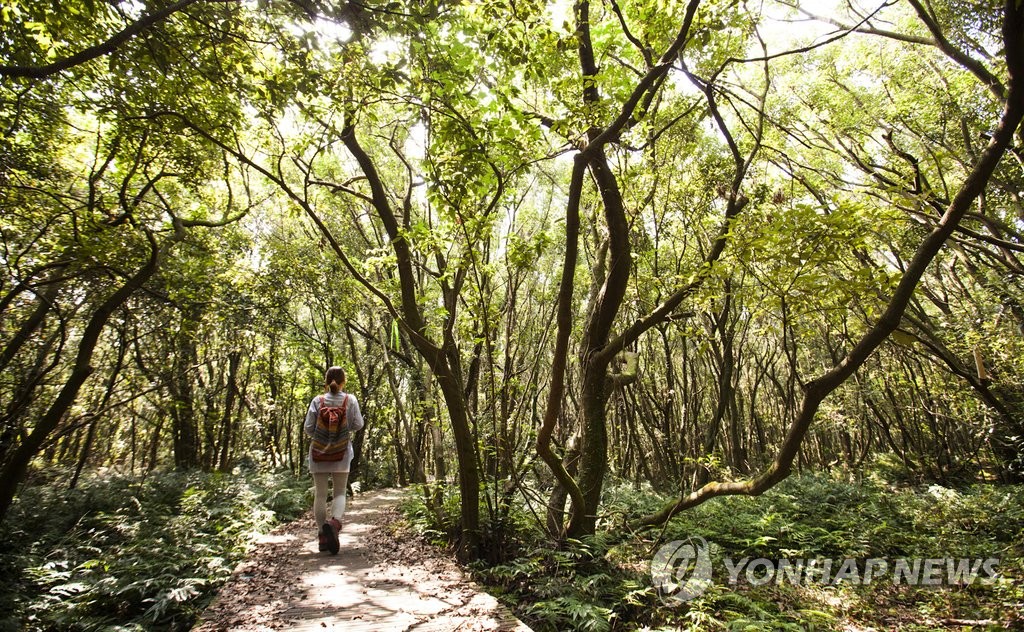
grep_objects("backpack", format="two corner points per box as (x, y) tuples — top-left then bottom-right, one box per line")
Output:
(310, 394), (350, 462)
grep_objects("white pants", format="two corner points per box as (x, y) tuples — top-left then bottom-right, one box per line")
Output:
(312, 471), (349, 527)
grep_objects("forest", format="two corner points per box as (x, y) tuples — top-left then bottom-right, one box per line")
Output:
(1, 0), (1023, 629)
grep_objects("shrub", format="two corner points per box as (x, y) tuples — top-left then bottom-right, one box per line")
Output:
(0, 468), (309, 631)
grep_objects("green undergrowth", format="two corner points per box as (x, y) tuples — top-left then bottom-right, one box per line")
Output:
(398, 475), (1024, 631)
(0, 467), (310, 632)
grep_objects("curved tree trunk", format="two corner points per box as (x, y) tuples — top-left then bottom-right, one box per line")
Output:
(0, 233), (171, 522)
(340, 123), (482, 560)
(636, 0), (1024, 527)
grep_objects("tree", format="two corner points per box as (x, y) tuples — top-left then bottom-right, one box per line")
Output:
(638, 0), (1024, 526)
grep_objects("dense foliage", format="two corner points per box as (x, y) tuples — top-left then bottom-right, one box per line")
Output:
(400, 473), (1024, 630)
(2, 0), (1024, 628)
(0, 468), (308, 631)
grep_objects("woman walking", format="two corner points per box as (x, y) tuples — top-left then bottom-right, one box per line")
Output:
(305, 365), (363, 555)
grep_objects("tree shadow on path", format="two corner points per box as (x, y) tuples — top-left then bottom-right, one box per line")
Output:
(193, 488), (531, 631)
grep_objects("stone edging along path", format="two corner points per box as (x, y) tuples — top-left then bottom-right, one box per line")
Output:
(192, 487), (532, 631)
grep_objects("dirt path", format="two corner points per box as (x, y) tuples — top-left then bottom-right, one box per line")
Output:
(193, 488), (532, 631)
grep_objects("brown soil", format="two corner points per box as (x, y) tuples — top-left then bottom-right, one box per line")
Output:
(192, 488), (531, 631)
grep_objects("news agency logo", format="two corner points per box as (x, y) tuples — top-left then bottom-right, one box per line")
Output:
(650, 537), (713, 602)
(651, 536), (1000, 605)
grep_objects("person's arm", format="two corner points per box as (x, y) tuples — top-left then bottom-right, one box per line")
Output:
(304, 397), (319, 437)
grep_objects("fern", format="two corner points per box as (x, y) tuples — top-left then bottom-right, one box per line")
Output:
(2, 468), (310, 631)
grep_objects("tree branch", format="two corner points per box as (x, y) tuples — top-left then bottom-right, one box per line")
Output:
(0, 0), (207, 79)
(635, 0), (1024, 528)
(906, 0), (1006, 101)
(536, 157), (587, 537)
(584, 0), (702, 150)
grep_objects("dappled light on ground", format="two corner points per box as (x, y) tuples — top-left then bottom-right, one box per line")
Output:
(193, 488), (530, 631)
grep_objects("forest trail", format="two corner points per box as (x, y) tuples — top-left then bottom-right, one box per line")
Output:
(193, 488), (532, 631)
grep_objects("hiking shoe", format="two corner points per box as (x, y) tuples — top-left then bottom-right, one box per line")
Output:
(327, 518), (342, 554)
(323, 520), (339, 555)
(318, 524), (331, 552)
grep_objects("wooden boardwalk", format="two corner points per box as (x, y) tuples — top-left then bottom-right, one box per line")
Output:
(193, 488), (531, 631)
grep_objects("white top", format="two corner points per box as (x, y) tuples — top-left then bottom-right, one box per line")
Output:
(304, 390), (364, 473)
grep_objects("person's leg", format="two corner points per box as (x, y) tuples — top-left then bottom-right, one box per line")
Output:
(312, 472), (329, 527)
(330, 472), (349, 525)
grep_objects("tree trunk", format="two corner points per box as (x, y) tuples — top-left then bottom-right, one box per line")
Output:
(217, 351), (241, 472)
(636, 4), (1024, 525)
(434, 365), (481, 560)
(0, 281), (60, 375)
(0, 234), (167, 522)
(340, 123), (482, 560)
(171, 312), (200, 469)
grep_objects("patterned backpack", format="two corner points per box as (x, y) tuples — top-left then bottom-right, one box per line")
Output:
(310, 394), (350, 462)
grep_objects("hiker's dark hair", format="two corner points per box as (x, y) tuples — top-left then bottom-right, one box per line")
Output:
(325, 365), (346, 394)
